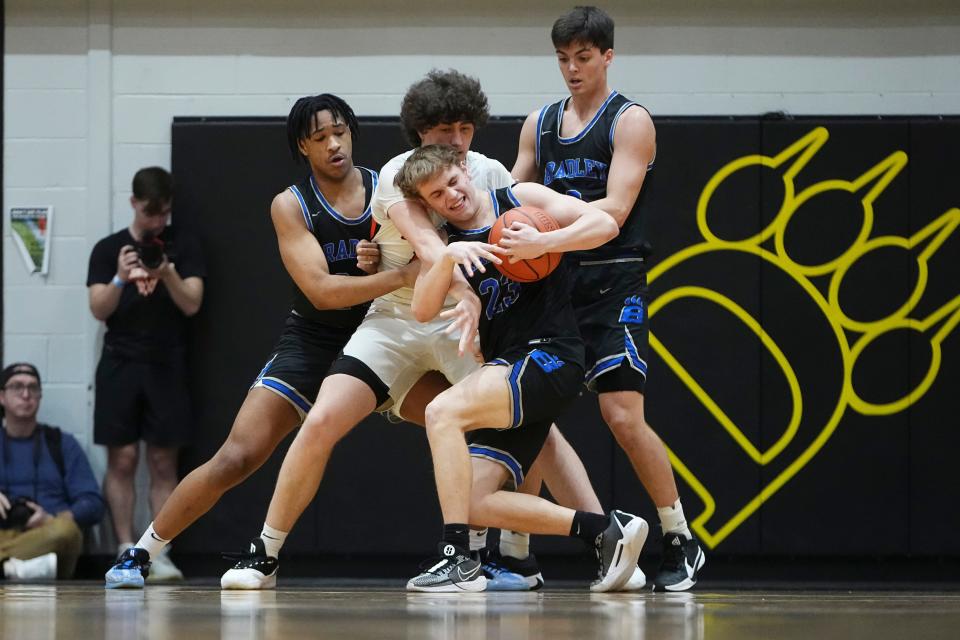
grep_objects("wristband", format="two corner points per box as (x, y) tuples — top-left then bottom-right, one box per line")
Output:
(111, 274), (126, 289)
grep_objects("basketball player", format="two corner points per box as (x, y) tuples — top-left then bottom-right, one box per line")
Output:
(512, 6), (706, 591)
(104, 94), (417, 588)
(396, 144), (647, 592)
(222, 70), (637, 592)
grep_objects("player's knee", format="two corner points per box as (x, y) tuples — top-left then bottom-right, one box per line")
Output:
(600, 400), (646, 438)
(209, 443), (261, 483)
(423, 398), (462, 435)
(297, 411), (346, 450)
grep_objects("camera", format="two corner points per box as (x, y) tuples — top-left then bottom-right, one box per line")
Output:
(0, 497), (36, 529)
(135, 232), (166, 269)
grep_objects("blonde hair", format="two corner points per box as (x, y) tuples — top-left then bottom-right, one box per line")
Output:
(394, 144), (462, 199)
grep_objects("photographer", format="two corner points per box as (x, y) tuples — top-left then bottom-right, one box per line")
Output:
(87, 167), (205, 581)
(1, 363), (105, 580)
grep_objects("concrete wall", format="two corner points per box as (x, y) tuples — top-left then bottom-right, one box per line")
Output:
(4, 0), (960, 490)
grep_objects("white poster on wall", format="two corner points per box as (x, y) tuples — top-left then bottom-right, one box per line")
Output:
(10, 206), (53, 275)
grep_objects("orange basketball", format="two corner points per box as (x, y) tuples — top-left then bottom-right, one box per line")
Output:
(488, 206), (562, 283)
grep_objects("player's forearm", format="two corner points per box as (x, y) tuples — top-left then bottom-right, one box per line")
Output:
(541, 213), (619, 254)
(306, 268), (407, 311)
(411, 256), (456, 322)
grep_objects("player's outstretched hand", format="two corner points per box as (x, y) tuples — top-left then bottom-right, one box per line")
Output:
(356, 239), (381, 274)
(440, 294), (481, 357)
(499, 221), (547, 263)
(445, 241), (504, 277)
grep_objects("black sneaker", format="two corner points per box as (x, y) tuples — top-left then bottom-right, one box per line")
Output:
(590, 510), (649, 592)
(220, 538), (279, 590)
(407, 543), (487, 592)
(652, 533), (706, 592)
(104, 547), (151, 589)
(484, 549), (544, 591)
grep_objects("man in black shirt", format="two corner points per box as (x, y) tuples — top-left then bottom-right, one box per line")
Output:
(87, 167), (205, 581)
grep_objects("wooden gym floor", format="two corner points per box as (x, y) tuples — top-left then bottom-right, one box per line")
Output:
(2, 581), (959, 640)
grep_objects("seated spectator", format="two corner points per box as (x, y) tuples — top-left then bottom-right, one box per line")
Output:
(0, 363), (106, 580)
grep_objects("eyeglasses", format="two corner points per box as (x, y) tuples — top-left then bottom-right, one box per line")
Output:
(2, 383), (41, 396)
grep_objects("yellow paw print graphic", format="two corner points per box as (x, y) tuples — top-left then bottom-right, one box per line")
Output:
(648, 127), (960, 549)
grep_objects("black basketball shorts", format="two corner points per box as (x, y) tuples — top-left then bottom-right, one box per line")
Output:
(250, 315), (356, 421)
(94, 345), (193, 448)
(468, 338), (584, 489)
(571, 258), (650, 394)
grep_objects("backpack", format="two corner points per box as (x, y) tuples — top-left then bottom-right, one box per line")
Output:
(41, 424), (66, 478)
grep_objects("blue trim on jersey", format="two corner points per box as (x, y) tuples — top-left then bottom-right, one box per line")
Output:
(534, 105), (550, 168)
(505, 186), (522, 208)
(469, 444), (523, 488)
(364, 166), (380, 195)
(490, 190), (501, 218)
(557, 91), (620, 145)
(309, 173), (374, 226)
(508, 358), (526, 428)
(289, 185), (314, 232)
(609, 101), (636, 153)
(608, 102), (655, 171)
(258, 378), (312, 414)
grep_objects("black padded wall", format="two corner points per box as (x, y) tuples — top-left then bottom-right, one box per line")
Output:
(172, 115), (959, 558)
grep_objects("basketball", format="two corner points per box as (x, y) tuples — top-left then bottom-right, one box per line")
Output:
(488, 206), (562, 282)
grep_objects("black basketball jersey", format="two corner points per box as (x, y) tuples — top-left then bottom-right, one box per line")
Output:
(286, 166), (379, 328)
(534, 91), (653, 261)
(445, 187), (583, 365)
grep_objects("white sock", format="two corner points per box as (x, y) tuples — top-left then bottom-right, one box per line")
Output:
(260, 524), (288, 558)
(657, 499), (692, 539)
(499, 530), (530, 559)
(136, 523), (170, 559)
(469, 528), (488, 552)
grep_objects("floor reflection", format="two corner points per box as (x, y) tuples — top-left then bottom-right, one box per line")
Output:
(0, 583), (958, 640)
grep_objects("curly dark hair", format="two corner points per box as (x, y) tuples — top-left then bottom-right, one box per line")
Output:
(551, 6), (614, 52)
(400, 69), (490, 147)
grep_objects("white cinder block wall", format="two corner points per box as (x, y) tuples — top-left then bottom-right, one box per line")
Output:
(5, 0), (960, 488)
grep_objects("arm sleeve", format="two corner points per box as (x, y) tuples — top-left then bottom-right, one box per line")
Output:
(60, 434), (106, 528)
(86, 237), (116, 286)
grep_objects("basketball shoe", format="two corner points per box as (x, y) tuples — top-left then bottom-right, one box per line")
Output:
(589, 510), (649, 592)
(221, 538), (279, 590)
(407, 543), (487, 592)
(652, 533), (705, 592)
(483, 549), (544, 590)
(104, 547), (150, 589)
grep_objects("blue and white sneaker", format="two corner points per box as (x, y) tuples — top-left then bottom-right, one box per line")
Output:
(481, 552), (529, 591)
(105, 547), (151, 589)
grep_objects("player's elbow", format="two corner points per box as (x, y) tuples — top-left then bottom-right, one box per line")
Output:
(601, 215), (621, 242)
(411, 298), (438, 323)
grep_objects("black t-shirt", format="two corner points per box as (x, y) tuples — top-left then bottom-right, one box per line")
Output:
(87, 226), (206, 359)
